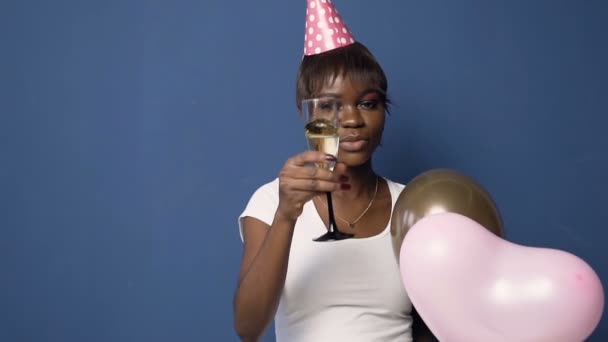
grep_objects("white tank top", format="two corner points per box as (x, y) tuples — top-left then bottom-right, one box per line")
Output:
(239, 178), (413, 342)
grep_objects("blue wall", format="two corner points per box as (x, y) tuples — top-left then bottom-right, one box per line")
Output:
(1, 0), (606, 341)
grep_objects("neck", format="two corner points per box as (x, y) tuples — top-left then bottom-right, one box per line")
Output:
(334, 160), (377, 200)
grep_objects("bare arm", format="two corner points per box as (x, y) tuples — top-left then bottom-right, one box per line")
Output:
(233, 152), (347, 341)
(233, 214), (296, 341)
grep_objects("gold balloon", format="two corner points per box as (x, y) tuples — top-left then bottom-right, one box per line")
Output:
(391, 168), (505, 261)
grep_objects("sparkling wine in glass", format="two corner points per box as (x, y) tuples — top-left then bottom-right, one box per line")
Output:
(301, 98), (353, 241)
(305, 118), (339, 168)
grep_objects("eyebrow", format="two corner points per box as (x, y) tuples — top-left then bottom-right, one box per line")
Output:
(316, 92), (342, 98)
(359, 89), (382, 98)
(316, 88), (382, 99)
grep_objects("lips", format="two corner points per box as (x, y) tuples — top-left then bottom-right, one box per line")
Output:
(340, 135), (368, 152)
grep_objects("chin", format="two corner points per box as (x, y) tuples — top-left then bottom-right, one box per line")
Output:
(338, 151), (372, 167)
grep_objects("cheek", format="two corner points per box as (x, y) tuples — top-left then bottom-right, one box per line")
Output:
(368, 115), (386, 144)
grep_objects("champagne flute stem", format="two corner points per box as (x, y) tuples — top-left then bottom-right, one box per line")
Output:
(326, 192), (337, 233)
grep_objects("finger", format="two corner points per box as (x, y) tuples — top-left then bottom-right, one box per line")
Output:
(328, 163), (349, 184)
(285, 178), (343, 193)
(282, 163), (343, 183)
(333, 162), (348, 176)
(288, 151), (336, 167)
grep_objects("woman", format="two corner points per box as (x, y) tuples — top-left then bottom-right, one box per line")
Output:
(234, 1), (436, 341)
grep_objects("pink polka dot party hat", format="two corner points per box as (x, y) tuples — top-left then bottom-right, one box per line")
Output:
(304, 0), (355, 56)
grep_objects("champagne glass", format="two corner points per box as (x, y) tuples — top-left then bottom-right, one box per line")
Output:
(301, 98), (354, 241)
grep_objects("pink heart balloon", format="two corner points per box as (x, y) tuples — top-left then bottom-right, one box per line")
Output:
(400, 212), (604, 342)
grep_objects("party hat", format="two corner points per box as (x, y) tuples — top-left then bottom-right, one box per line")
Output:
(304, 0), (355, 55)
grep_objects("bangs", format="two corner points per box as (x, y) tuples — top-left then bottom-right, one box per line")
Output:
(296, 42), (388, 109)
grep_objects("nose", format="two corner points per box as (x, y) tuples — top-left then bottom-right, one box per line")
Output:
(339, 105), (364, 128)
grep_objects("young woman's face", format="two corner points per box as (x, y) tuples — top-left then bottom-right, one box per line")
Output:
(316, 75), (386, 167)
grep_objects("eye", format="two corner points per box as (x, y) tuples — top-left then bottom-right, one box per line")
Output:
(358, 100), (379, 110)
(319, 100), (334, 110)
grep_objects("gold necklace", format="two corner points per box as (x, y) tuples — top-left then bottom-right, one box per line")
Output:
(322, 176), (379, 228)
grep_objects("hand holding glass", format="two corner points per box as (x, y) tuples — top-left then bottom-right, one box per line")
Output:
(301, 98), (354, 241)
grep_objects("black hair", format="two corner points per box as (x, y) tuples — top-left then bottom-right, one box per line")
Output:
(296, 42), (390, 111)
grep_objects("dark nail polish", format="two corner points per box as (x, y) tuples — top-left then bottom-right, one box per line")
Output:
(340, 183), (351, 190)
(339, 175), (349, 182)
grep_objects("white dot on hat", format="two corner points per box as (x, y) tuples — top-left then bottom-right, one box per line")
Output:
(317, 21), (325, 28)
(310, 1), (316, 8)
(340, 37), (346, 44)
(308, 40), (313, 47)
(350, 38), (355, 43)
(321, 0), (326, 3)
(326, 29), (334, 36)
(325, 41), (334, 49)
(309, 14), (315, 21)
(315, 47), (321, 53)
(328, 16), (334, 23)
(320, 8), (325, 15)
(335, 17), (340, 23)
(342, 27), (348, 33)
(316, 34), (322, 41)
(309, 27), (314, 34)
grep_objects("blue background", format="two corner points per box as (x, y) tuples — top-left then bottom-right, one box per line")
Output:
(1, 0), (606, 341)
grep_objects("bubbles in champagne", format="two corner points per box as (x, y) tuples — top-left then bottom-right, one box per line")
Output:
(305, 119), (339, 169)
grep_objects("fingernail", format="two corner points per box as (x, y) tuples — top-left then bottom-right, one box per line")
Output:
(340, 183), (351, 190)
(325, 154), (336, 161)
(339, 175), (349, 182)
